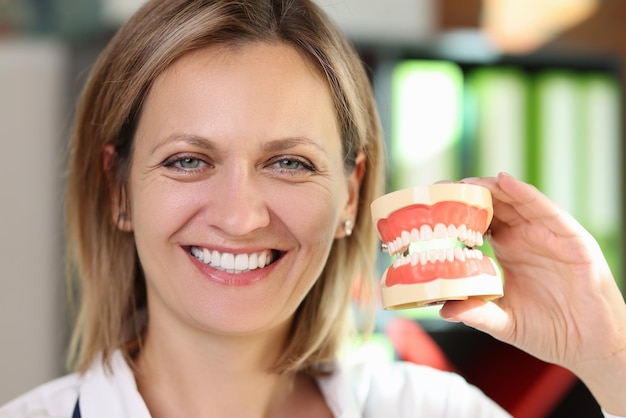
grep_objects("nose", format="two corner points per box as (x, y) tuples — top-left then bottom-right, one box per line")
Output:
(205, 165), (270, 236)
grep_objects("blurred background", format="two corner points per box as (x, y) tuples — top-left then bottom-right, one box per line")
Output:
(0, 0), (623, 416)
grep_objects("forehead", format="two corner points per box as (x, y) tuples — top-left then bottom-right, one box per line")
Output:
(156, 42), (329, 101)
(136, 42), (341, 150)
(169, 41), (326, 83)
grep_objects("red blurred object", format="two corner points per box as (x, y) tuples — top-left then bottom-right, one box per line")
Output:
(387, 317), (456, 372)
(386, 317), (578, 417)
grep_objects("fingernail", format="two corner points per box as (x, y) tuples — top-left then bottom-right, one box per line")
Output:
(440, 315), (461, 323)
(460, 177), (480, 183)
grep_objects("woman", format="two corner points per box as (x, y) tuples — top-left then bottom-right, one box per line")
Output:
(2, 0), (625, 417)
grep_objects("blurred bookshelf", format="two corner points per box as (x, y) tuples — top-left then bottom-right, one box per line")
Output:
(360, 45), (624, 293)
(356, 45), (621, 417)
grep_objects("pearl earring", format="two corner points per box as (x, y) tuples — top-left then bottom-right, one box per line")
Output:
(343, 219), (353, 237)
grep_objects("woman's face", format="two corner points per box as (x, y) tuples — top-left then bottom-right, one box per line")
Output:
(125, 42), (361, 337)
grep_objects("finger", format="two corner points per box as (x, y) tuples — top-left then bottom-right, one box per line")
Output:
(467, 173), (584, 235)
(495, 173), (589, 236)
(462, 173), (559, 224)
(439, 298), (511, 342)
(459, 176), (497, 185)
(458, 175), (533, 236)
(459, 176), (521, 223)
(460, 174), (585, 246)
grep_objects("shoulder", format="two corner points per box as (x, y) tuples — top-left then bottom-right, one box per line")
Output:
(0, 351), (146, 418)
(358, 361), (508, 416)
(318, 359), (511, 418)
(0, 373), (80, 418)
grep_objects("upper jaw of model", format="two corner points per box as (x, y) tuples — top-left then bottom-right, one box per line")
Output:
(371, 183), (503, 310)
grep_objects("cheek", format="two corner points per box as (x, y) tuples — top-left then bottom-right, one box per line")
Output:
(268, 183), (346, 243)
(129, 176), (349, 247)
(130, 180), (202, 241)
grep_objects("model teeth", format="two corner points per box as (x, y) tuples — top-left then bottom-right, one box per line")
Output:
(190, 247), (274, 273)
(392, 246), (484, 268)
(384, 223), (485, 256)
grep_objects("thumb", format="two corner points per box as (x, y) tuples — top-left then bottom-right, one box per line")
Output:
(439, 298), (510, 341)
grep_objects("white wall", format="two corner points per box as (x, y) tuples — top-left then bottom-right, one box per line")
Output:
(0, 38), (68, 404)
(316, 0), (436, 44)
(103, 0), (436, 44)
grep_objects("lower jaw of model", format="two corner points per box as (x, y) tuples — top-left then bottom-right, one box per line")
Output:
(371, 183), (503, 310)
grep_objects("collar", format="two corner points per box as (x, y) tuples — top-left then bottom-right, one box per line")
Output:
(77, 351), (151, 418)
(77, 350), (362, 418)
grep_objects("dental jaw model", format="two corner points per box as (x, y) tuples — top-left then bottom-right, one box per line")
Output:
(371, 183), (503, 310)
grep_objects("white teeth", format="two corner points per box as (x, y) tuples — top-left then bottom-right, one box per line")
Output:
(420, 225), (433, 241)
(190, 247), (274, 273)
(191, 247), (203, 259)
(454, 247), (465, 262)
(234, 253), (248, 271)
(428, 250), (437, 261)
(457, 224), (468, 241)
(249, 252), (258, 270)
(401, 230), (410, 247)
(437, 248), (446, 262)
(384, 223), (488, 264)
(384, 224), (485, 256)
(446, 248), (454, 262)
(389, 244), (486, 266)
(258, 251), (267, 267)
(433, 223), (447, 239)
(406, 245), (485, 265)
(220, 253), (234, 270)
(460, 229), (481, 248)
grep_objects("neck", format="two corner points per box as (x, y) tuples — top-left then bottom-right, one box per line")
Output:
(133, 314), (305, 418)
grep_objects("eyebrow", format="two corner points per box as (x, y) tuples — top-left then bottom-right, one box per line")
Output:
(150, 134), (329, 156)
(262, 137), (329, 156)
(150, 134), (218, 155)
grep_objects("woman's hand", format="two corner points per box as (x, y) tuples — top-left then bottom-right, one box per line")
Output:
(439, 173), (626, 415)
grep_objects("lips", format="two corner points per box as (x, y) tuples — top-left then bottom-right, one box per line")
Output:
(371, 184), (503, 309)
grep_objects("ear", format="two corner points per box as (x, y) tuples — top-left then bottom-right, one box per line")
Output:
(103, 144), (133, 232)
(335, 150), (366, 239)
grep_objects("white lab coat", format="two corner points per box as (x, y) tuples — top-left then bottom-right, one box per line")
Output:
(0, 348), (610, 418)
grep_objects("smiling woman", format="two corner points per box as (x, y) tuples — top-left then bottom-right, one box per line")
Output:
(126, 42), (356, 341)
(68, 1), (382, 385)
(2, 1), (626, 418)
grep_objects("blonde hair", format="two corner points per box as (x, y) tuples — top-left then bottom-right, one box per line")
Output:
(66, 0), (385, 375)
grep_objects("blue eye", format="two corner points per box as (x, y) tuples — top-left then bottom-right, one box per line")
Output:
(178, 157), (201, 169)
(271, 157), (315, 172)
(162, 154), (209, 173)
(278, 159), (303, 170)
